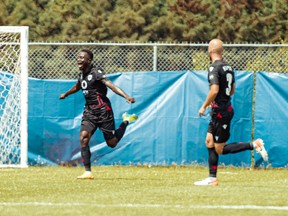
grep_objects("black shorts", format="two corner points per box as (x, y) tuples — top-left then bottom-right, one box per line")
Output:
(208, 106), (234, 143)
(81, 105), (116, 140)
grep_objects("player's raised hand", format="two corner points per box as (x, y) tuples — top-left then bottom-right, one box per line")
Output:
(59, 93), (66, 99)
(198, 106), (207, 116)
(126, 97), (135, 104)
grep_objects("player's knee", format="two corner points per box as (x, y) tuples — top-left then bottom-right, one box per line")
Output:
(205, 133), (214, 148)
(80, 132), (90, 147)
(80, 138), (89, 147)
(215, 145), (224, 154)
(106, 138), (118, 148)
(205, 139), (214, 148)
(215, 148), (223, 154)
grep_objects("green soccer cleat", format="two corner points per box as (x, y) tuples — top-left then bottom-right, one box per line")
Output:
(122, 112), (138, 124)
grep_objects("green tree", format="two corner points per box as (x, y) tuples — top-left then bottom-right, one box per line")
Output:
(1, 0), (287, 43)
(1, 0), (44, 39)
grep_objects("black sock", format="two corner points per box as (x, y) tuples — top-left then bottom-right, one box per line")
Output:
(222, 142), (253, 154)
(81, 146), (91, 171)
(115, 122), (128, 141)
(208, 147), (218, 178)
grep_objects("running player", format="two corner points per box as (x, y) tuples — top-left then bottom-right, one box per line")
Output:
(60, 49), (138, 179)
(194, 39), (268, 186)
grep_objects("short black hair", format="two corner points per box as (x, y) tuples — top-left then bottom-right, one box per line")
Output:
(80, 49), (93, 61)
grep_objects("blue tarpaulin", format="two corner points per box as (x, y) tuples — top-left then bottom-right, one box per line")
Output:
(2, 70), (286, 167)
(254, 72), (288, 167)
(27, 70), (256, 166)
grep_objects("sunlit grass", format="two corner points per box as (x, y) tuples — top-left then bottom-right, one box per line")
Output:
(0, 166), (287, 216)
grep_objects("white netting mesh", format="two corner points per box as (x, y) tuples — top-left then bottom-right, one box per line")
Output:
(0, 31), (22, 166)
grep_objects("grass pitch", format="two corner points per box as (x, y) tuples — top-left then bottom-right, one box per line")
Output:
(0, 166), (287, 216)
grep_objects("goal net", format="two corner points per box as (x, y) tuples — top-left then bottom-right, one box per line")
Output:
(0, 26), (28, 168)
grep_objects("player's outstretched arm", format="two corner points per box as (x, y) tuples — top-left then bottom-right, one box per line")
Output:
(102, 78), (135, 103)
(59, 81), (81, 99)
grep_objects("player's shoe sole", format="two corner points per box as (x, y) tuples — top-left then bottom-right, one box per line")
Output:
(122, 112), (138, 124)
(194, 177), (218, 186)
(253, 138), (269, 162)
(77, 172), (94, 180)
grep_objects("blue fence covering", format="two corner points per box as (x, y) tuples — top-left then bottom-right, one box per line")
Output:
(0, 72), (13, 117)
(27, 70), (257, 167)
(254, 72), (288, 167)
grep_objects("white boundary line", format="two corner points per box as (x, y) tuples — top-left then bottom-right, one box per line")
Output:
(0, 203), (287, 210)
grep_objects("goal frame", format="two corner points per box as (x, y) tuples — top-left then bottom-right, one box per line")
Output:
(0, 26), (29, 168)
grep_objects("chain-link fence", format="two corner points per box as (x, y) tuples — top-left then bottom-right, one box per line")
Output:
(28, 42), (288, 79)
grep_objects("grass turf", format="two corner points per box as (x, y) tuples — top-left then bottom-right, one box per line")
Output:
(0, 166), (287, 216)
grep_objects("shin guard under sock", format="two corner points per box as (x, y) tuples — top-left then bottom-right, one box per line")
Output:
(208, 147), (218, 178)
(81, 146), (91, 171)
(222, 142), (253, 154)
(115, 122), (128, 141)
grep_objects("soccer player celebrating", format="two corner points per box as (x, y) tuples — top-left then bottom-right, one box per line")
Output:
(194, 39), (268, 186)
(60, 49), (138, 179)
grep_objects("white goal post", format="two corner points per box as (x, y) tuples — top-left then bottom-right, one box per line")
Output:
(0, 26), (28, 168)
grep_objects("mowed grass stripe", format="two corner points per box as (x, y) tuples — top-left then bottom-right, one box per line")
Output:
(0, 202), (288, 211)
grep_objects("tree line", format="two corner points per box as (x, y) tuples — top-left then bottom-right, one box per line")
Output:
(0, 0), (287, 43)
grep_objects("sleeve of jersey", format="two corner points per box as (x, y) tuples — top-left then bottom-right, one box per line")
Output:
(95, 69), (107, 80)
(208, 67), (219, 85)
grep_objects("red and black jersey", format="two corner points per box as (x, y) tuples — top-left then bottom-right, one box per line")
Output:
(208, 60), (235, 110)
(78, 65), (110, 108)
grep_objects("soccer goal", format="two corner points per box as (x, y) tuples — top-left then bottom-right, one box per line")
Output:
(0, 26), (28, 168)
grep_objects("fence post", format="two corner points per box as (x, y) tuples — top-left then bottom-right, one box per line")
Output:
(251, 70), (257, 168)
(153, 45), (157, 71)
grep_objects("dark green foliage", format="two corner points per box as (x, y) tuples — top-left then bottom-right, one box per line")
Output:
(1, 0), (287, 43)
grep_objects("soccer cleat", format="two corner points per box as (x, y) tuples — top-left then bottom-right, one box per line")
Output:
(122, 112), (138, 124)
(253, 138), (269, 162)
(77, 172), (94, 180)
(194, 177), (218, 186)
